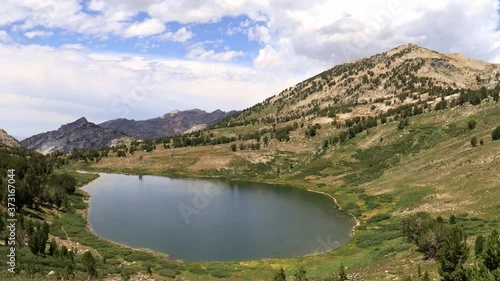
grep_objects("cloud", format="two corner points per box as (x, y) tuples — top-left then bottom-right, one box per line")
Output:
(1, 0), (500, 138)
(158, 27), (194, 42)
(1, 1), (498, 66)
(147, 1), (263, 24)
(0, 42), (299, 138)
(0, 30), (12, 43)
(186, 43), (245, 62)
(123, 18), (165, 38)
(248, 25), (270, 43)
(24, 30), (53, 38)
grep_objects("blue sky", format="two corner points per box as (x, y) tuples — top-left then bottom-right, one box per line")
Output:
(1, 0), (500, 139)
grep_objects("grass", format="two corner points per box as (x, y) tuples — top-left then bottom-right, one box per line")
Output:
(38, 102), (500, 280)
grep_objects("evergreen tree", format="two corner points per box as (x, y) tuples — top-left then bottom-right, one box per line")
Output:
(338, 263), (348, 281)
(492, 126), (500, 140)
(82, 251), (97, 279)
(468, 120), (476, 130)
(48, 239), (57, 256)
(292, 266), (308, 281)
(273, 267), (286, 281)
(471, 137), (478, 147)
(438, 226), (468, 281)
(481, 229), (500, 271)
(475, 235), (485, 257)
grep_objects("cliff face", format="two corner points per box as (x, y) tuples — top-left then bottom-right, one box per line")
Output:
(21, 117), (131, 154)
(99, 109), (238, 139)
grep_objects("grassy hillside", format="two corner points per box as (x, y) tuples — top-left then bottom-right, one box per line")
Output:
(74, 100), (500, 280)
(4, 44), (499, 280)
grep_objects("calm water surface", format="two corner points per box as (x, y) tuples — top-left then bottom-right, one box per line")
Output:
(82, 173), (355, 261)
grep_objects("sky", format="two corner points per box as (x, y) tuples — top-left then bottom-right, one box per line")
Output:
(1, 0), (500, 139)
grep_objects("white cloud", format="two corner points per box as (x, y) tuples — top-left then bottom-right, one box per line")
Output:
(60, 44), (86, 50)
(1, 1), (498, 66)
(186, 43), (245, 62)
(24, 30), (53, 38)
(147, 1), (263, 24)
(1, 0), (500, 138)
(0, 30), (11, 43)
(0, 42), (298, 138)
(123, 18), (165, 38)
(158, 27), (194, 42)
(248, 25), (270, 43)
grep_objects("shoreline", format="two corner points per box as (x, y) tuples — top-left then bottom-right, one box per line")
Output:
(306, 189), (361, 236)
(74, 170), (361, 262)
(76, 171), (171, 259)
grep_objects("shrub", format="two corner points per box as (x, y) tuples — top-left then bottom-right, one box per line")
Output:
(468, 120), (476, 130)
(492, 126), (500, 140)
(471, 137), (477, 147)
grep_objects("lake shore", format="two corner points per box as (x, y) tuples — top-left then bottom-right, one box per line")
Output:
(306, 189), (361, 236)
(75, 170), (358, 262)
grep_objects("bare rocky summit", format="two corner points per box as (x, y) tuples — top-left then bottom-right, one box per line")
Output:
(21, 117), (131, 154)
(99, 109), (238, 140)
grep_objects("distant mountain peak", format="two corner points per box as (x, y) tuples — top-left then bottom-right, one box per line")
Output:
(99, 108), (239, 139)
(64, 117), (88, 126)
(21, 118), (129, 154)
(166, 110), (181, 116)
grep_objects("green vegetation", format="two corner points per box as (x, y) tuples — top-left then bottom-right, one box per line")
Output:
(492, 126), (500, 140)
(2, 45), (500, 280)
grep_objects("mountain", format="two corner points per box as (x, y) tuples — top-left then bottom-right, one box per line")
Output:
(215, 43), (499, 128)
(21, 117), (131, 154)
(99, 109), (238, 139)
(0, 129), (21, 148)
(29, 44), (500, 280)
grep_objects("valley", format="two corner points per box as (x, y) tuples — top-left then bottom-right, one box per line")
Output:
(1, 44), (499, 280)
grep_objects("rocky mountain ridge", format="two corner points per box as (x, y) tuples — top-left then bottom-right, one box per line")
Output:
(99, 109), (238, 139)
(21, 109), (238, 153)
(0, 129), (21, 148)
(21, 117), (131, 154)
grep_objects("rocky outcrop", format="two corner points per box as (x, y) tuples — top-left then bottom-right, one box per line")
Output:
(0, 129), (21, 148)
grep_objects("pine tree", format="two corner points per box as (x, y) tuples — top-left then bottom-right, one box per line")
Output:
(338, 263), (348, 281)
(438, 226), (468, 281)
(82, 251), (97, 279)
(48, 239), (57, 256)
(475, 235), (485, 257)
(492, 126), (500, 140)
(273, 267), (286, 281)
(471, 136), (478, 147)
(292, 266), (308, 281)
(481, 229), (500, 271)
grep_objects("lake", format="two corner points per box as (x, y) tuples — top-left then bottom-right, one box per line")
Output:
(82, 173), (355, 261)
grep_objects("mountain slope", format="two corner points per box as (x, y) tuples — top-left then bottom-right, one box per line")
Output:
(0, 129), (21, 147)
(99, 109), (238, 139)
(67, 44), (500, 280)
(21, 117), (131, 154)
(215, 44), (499, 128)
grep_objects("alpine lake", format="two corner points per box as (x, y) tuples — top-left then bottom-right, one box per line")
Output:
(82, 173), (355, 262)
